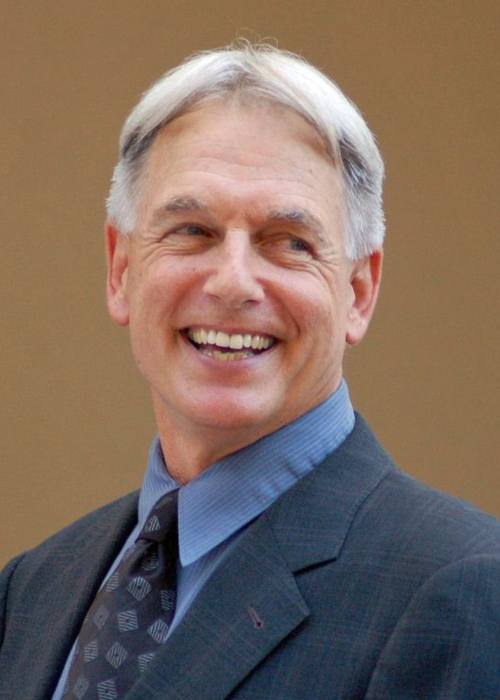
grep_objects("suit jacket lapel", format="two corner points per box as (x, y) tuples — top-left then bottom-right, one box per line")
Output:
(127, 512), (309, 700)
(268, 413), (393, 572)
(128, 415), (393, 699)
(24, 493), (139, 700)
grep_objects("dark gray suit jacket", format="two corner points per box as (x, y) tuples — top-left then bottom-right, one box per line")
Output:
(1, 415), (499, 699)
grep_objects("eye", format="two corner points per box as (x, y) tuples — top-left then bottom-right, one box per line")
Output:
(260, 233), (315, 266)
(174, 224), (207, 237)
(288, 237), (312, 253)
(159, 223), (214, 253)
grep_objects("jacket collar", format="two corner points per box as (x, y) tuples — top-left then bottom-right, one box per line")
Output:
(267, 412), (394, 571)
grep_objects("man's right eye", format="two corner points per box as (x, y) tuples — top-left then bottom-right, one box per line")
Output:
(161, 224), (213, 252)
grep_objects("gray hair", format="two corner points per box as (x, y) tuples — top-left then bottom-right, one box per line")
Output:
(106, 43), (385, 260)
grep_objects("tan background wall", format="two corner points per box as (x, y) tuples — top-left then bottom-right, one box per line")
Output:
(1, 0), (499, 567)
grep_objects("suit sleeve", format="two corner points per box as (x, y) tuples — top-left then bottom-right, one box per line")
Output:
(0, 554), (25, 649)
(366, 554), (500, 700)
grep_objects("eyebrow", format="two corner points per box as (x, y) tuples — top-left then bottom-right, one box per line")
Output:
(150, 197), (326, 242)
(150, 195), (209, 226)
(267, 208), (326, 243)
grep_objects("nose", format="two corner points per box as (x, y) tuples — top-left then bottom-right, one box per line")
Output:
(202, 231), (265, 308)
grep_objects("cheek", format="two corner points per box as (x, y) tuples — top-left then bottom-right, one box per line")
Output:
(287, 278), (342, 332)
(129, 261), (188, 316)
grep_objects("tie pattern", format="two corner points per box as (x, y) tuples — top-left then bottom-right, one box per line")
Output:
(63, 490), (179, 699)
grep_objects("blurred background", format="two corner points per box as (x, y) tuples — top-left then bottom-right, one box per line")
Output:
(2, 0), (499, 567)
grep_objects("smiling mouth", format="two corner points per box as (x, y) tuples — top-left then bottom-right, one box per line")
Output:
(185, 328), (276, 362)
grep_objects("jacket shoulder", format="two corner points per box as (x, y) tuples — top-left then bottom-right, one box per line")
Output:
(26, 490), (139, 557)
(344, 417), (500, 564)
(1, 491), (139, 602)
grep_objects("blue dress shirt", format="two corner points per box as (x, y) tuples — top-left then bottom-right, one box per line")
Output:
(52, 381), (354, 698)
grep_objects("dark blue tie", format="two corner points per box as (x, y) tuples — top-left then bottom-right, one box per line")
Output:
(63, 490), (179, 699)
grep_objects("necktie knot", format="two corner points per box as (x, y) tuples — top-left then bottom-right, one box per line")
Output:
(139, 490), (179, 544)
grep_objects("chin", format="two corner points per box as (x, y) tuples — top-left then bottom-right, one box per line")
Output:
(192, 400), (275, 432)
(167, 388), (283, 436)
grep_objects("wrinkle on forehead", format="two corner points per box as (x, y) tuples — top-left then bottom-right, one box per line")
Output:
(150, 97), (332, 169)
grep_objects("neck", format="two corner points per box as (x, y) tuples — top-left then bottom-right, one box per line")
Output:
(150, 377), (344, 483)
(151, 395), (292, 484)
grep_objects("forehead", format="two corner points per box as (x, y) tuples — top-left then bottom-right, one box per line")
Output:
(137, 98), (344, 226)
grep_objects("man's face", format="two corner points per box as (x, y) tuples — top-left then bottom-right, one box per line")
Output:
(107, 98), (380, 448)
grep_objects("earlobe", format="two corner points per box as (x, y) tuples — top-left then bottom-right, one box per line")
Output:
(345, 250), (383, 346)
(105, 222), (130, 326)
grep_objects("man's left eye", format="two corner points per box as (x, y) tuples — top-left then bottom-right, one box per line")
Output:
(289, 237), (311, 253)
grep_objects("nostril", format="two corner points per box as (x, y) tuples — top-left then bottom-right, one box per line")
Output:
(203, 275), (265, 306)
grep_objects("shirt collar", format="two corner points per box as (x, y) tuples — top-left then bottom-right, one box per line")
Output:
(138, 379), (354, 566)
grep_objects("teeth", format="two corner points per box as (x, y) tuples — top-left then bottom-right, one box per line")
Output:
(215, 331), (230, 348)
(212, 349), (252, 361)
(197, 347), (255, 361)
(229, 334), (243, 350)
(187, 328), (275, 352)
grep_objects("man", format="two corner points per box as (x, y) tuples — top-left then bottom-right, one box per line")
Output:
(1, 44), (499, 699)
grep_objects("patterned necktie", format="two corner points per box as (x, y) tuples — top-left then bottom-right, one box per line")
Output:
(63, 490), (179, 699)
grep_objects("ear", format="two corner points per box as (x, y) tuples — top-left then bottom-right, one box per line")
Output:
(346, 250), (383, 345)
(105, 222), (130, 326)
